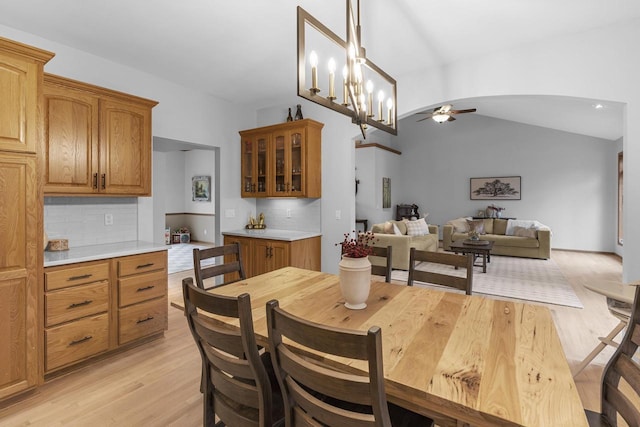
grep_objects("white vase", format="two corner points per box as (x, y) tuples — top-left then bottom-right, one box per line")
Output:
(339, 255), (372, 309)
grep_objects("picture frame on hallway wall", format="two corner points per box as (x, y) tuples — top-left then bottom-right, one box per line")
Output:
(192, 175), (211, 201)
(470, 176), (521, 200)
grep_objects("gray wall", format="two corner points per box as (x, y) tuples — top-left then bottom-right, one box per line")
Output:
(394, 114), (618, 252)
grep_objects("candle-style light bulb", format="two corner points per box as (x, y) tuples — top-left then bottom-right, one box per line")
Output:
(342, 65), (349, 106)
(366, 80), (374, 117)
(328, 58), (336, 100)
(387, 98), (394, 126)
(309, 50), (319, 93)
(377, 90), (384, 121)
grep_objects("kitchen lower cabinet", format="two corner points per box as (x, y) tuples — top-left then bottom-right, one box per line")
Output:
(116, 253), (168, 345)
(223, 234), (321, 280)
(42, 251), (167, 377)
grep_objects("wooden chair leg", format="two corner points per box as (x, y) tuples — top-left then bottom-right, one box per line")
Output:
(572, 319), (627, 377)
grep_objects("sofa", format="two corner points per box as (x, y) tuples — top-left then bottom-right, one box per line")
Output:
(443, 218), (551, 259)
(370, 219), (439, 270)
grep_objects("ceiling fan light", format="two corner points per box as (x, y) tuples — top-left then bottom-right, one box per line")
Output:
(432, 113), (449, 123)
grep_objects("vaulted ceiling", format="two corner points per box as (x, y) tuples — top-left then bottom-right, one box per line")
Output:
(1, 0), (637, 140)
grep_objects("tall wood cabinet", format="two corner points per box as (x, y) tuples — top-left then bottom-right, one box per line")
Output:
(0, 37), (54, 401)
(240, 119), (323, 198)
(42, 74), (158, 196)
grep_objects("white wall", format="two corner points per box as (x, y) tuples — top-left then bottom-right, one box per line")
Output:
(395, 114), (618, 251)
(355, 146), (402, 227)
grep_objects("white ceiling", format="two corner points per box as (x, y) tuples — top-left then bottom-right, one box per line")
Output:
(0, 0), (635, 140)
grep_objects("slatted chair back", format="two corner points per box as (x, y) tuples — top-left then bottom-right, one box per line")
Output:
(408, 248), (473, 295)
(182, 277), (281, 427)
(193, 242), (245, 290)
(587, 285), (640, 426)
(266, 299), (391, 427)
(369, 245), (393, 283)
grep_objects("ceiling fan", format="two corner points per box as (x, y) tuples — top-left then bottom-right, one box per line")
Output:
(416, 104), (477, 123)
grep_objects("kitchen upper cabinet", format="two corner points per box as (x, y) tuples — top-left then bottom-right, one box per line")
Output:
(239, 119), (323, 198)
(0, 38), (52, 153)
(0, 37), (53, 402)
(42, 74), (157, 196)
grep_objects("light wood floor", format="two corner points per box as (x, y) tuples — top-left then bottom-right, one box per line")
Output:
(0, 250), (625, 426)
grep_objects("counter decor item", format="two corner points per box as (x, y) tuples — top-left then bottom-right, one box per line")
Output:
(337, 231), (377, 309)
(246, 212), (266, 229)
(48, 239), (69, 251)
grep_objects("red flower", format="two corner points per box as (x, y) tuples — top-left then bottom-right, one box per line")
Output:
(336, 231), (378, 258)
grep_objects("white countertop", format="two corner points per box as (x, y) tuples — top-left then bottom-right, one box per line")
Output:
(44, 241), (168, 267)
(223, 229), (321, 241)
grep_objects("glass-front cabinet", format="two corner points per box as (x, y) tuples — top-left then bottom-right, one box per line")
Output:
(272, 127), (304, 197)
(241, 133), (269, 197)
(239, 119), (323, 198)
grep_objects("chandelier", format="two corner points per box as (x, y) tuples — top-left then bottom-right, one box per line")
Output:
(297, 0), (397, 138)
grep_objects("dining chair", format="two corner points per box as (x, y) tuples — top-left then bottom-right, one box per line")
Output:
(369, 245), (393, 283)
(265, 299), (433, 427)
(193, 242), (246, 290)
(584, 284), (640, 427)
(182, 277), (284, 427)
(573, 281), (633, 378)
(408, 248), (473, 295)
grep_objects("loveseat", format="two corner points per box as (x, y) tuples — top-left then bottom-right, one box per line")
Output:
(443, 218), (551, 259)
(370, 219), (438, 270)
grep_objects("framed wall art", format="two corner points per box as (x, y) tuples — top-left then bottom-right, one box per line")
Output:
(470, 176), (521, 200)
(382, 177), (391, 208)
(192, 175), (211, 201)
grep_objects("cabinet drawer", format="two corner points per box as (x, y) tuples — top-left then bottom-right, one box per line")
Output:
(45, 262), (110, 291)
(119, 270), (166, 307)
(118, 297), (167, 345)
(117, 252), (166, 277)
(45, 313), (109, 372)
(46, 281), (109, 327)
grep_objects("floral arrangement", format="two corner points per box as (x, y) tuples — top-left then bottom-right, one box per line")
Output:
(337, 231), (378, 258)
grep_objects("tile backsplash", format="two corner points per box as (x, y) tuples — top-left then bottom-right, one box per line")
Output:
(44, 197), (138, 248)
(255, 198), (321, 232)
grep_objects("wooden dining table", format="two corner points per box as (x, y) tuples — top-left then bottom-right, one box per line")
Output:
(171, 266), (588, 427)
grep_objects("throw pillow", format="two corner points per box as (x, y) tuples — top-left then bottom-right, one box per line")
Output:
(382, 221), (394, 234)
(493, 219), (508, 235)
(393, 220), (408, 235)
(466, 219), (485, 235)
(513, 226), (537, 238)
(392, 223), (403, 235)
(447, 217), (470, 233)
(406, 218), (430, 236)
(482, 218), (494, 234)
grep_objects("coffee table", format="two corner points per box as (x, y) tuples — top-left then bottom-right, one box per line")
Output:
(449, 240), (494, 273)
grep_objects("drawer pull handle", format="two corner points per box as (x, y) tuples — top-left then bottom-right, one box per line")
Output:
(69, 335), (93, 346)
(68, 300), (93, 309)
(136, 285), (155, 292)
(101, 173), (106, 189)
(92, 173), (98, 189)
(68, 274), (92, 281)
(136, 263), (154, 269)
(137, 316), (154, 324)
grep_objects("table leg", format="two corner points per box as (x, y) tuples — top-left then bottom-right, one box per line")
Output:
(482, 252), (487, 273)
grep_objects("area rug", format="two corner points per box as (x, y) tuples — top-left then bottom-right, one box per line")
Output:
(391, 255), (583, 308)
(167, 243), (215, 274)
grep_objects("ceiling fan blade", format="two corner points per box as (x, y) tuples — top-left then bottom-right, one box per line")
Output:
(416, 117), (430, 122)
(448, 116), (456, 121)
(450, 108), (477, 114)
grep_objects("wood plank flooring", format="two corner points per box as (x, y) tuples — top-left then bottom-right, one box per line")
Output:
(0, 251), (625, 426)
